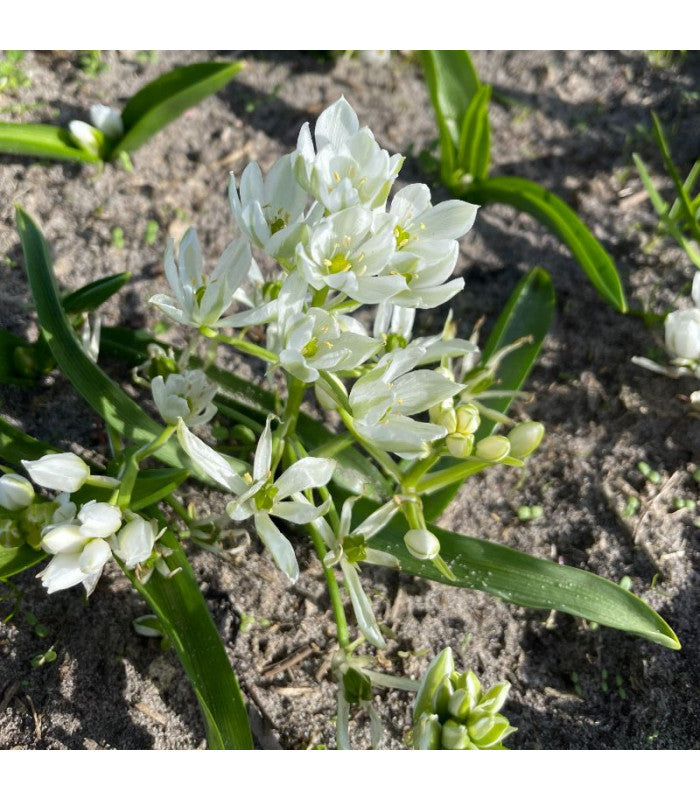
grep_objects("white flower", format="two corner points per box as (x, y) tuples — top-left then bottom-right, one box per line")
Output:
(294, 96), (403, 213)
(38, 500), (122, 596)
(383, 184), (478, 309)
(22, 452), (91, 493)
(112, 516), (157, 570)
(229, 154), (317, 259)
(0, 473), (35, 511)
(68, 120), (104, 158)
(151, 369), (217, 427)
(349, 349), (464, 458)
(313, 497), (400, 648)
(177, 416), (335, 582)
(665, 307), (700, 362)
(89, 104), (124, 139)
(272, 273), (381, 382)
(149, 228), (257, 328)
(295, 206), (403, 304)
(374, 303), (479, 366)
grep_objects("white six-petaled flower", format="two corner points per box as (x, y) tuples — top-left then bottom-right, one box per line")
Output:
(151, 369), (217, 427)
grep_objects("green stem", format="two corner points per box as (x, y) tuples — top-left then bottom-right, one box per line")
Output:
(336, 407), (403, 485)
(200, 328), (277, 364)
(117, 424), (176, 508)
(306, 432), (355, 461)
(402, 452), (440, 490)
(271, 377), (306, 472)
(214, 400), (265, 433)
(292, 437), (340, 532)
(307, 520), (350, 650)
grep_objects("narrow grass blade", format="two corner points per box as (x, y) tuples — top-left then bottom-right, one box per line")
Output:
(366, 508), (680, 650)
(464, 176), (627, 312)
(0, 123), (100, 163)
(126, 529), (253, 749)
(61, 272), (131, 314)
(114, 61), (243, 156)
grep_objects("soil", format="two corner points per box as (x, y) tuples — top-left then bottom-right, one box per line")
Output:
(0, 50), (698, 750)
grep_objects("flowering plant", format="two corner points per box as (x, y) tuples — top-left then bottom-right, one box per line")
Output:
(0, 97), (680, 749)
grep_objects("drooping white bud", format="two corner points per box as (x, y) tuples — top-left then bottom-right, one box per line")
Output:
(89, 104), (124, 139)
(404, 528), (441, 560)
(0, 473), (35, 510)
(113, 516), (157, 569)
(22, 453), (91, 493)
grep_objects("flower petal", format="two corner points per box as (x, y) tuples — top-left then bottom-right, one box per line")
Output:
(254, 511), (299, 583)
(273, 457), (335, 499)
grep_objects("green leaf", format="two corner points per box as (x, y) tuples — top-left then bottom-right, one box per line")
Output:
(367, 510), (680, 650)
(61, 272), (131, 314)
(463, 176), (627, 312)
(457, 83), (491, 181)
(113, 61), (243, 157)
(423, 268), (555, 521)
(0, 543), (45, 579)
(14, 206), (244, 483)
(0, 122), (100, 163)
(0, 415), (58, 466)
(420, 50), (480, 152)
(126, 529), (253, 749)
(72, 468), (190, 512)
(0, 329), (36, 386)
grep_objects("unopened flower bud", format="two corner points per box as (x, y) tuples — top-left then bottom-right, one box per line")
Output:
(455, 403), (480, 435)
(404, 528), (440, 561)
(22, 453), (91, 493)
(475, 435), (511, 462)
(432, 404), (457, 433)
(446, 433), (474, 459)
(89, 104), (124, 139)
(447, 687), (471, 721)
(507, 421), (544, 459)
(68, 120), (105, 158)
(665, 307), (700, 361)
(113, 516), (157, 570)
(413, 646), (455, 721)
(413, 713), (442, 750)
(468, 713), (517, 749)
(0, 473), (35, 510)
(477, 681), (511, 715)
(441, 719), (471, 750)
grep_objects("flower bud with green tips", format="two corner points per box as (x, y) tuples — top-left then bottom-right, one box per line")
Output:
(404, 528), (441, 561)
(475, 435), (511, 462)
(413, 647), (516, 749)
(507, 421), (544, 459)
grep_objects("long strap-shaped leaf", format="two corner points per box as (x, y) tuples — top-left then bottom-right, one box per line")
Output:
(113, 61), (243, 156)
(365, 505), (680, 650)
(126, 529), (253, 749)
(423, 268), (555, 521)
(15, 206), (244, 483)
(463, 176), (628, 312)
(0, 122), (99, 163)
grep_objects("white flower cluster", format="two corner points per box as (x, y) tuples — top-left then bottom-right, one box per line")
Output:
(10, 453), (162, 595)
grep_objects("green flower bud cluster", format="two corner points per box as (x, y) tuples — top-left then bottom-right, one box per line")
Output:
(431, 402), (481, 459)
(412, 647), (516, 750)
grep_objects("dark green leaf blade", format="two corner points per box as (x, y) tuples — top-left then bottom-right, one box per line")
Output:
(423, 268), (555, 521)
(126, 530), (253, 749)
(114, 61), (243, 156)
(0, 543), (45, 579)
(62, 272), (131, 314)
(14, 206), (244, 482)
(0, 415), (58, 465)
(0, 123), (100, 163)
(464, 176), (627, 312)
(368, 511), (680, 650)
(420, 50), (480, 152)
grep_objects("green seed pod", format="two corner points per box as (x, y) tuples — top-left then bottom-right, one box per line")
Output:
(413, 713), (442, 750)
(475, 435), (511, 462)
(507, 421), (545, 458)
(413, 647), (455, 722)
(441, 719), (471, 750)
